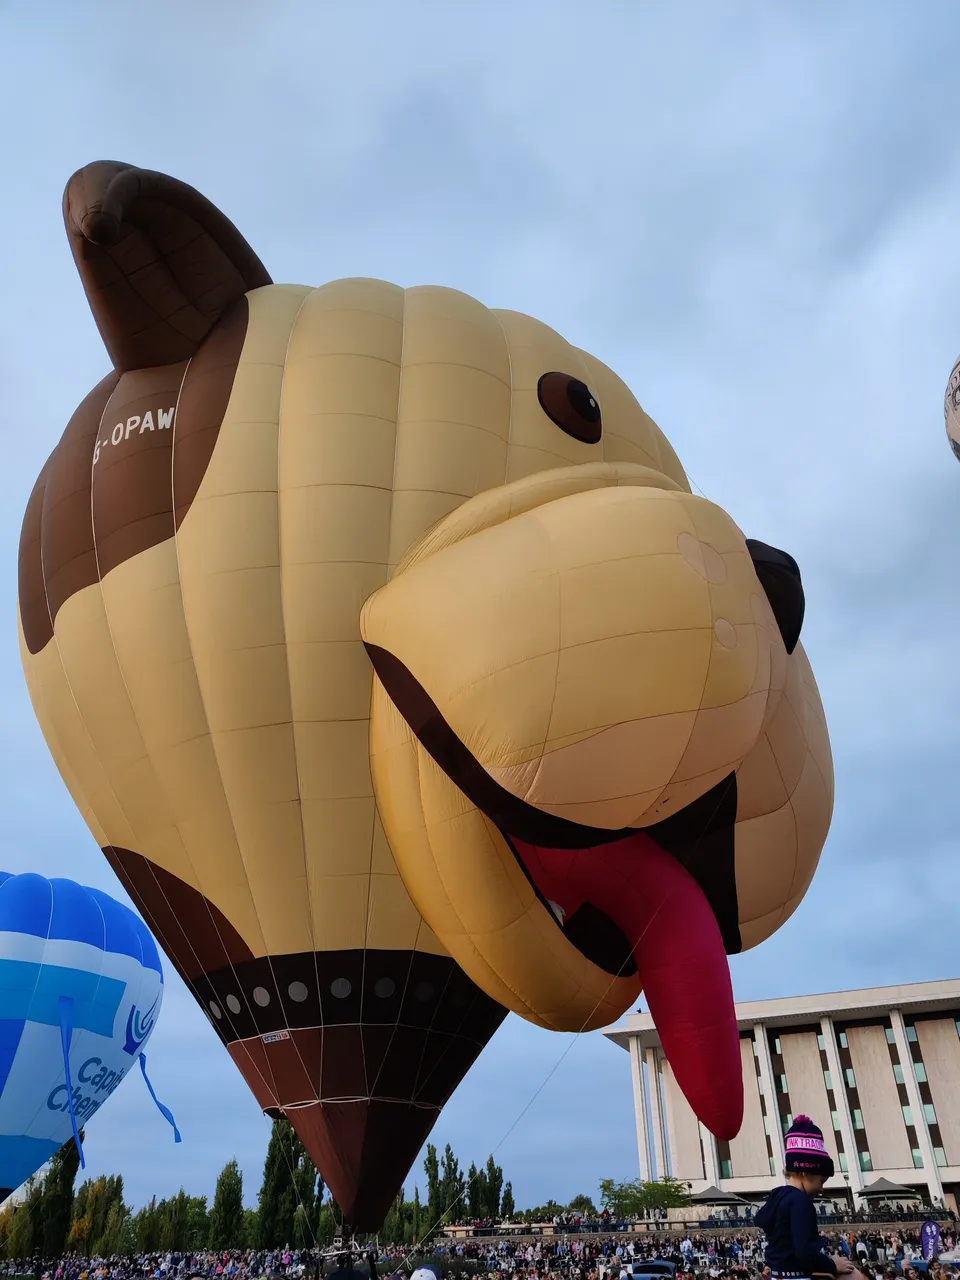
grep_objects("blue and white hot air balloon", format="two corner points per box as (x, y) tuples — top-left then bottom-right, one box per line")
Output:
(0, 872), (179, 1198)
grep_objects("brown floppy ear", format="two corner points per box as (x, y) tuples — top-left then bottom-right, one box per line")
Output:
(63, 161), (272, 371)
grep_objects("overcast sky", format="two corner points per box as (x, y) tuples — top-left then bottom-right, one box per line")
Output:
(1, 0), (959, 1218)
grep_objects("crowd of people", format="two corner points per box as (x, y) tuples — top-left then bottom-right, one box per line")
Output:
(433, 1229), (960, 1278)
(1, 1225), (958, 1280)
(699, 1207), (957, 1230)
(1, 1116), (954, 1280)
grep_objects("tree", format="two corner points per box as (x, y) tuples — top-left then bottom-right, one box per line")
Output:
(67, 1175), (128, 1256)
(187, 1195), (211, 1249)
(423, 1144), (441, 1229)
(598, 1177), (690, 1219)
(40, 1135), (83, 1257)
(134, 1196), (162, 1252)
(412, 1186), (422, 1243)
(438, 1144), (465, 1224)
(500, 1182), (515, 1221)
(0, 1201), (15, 1257)
(160, 1191), (186, 1250)
(135, 1190), (210, 1252)
(241, 1208), (259, 1248)
(97, 1198), (133, 1255)
(317, 1197), (342, 1248)
(8, 1176), (43, 1258)
(258, 1118), (320, 1247)
(567, 1193), (598, 1217)
(522, 1199), (564, 1224)
(380, 1187), (407, 1246)
(466, 1163), (484, 1220)
(209, 1160), (244, 1249)
(483, 1156), (503, 1220)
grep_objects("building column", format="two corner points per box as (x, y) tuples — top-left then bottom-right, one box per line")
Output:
(630, 1035), (653, 1181)
(700, 1122), (721, 1186)
(754, 1023), (785, 1172)
(820, 1016), (864, 1205)
(645, 1047), (669, 1180)
(890, 1008), (944, 1204)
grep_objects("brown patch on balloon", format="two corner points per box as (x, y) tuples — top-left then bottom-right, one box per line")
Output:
(173, 296), (248, 525)
(63, 161), (271, 372)
(91, 362), (188, 577)
(18, 458), (52, 654)
(18, 371), (120, 654)
(103, 846), (254, 981)
(18, 299), (247, 649)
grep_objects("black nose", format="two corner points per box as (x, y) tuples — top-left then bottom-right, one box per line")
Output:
(745, 539), (805, 654)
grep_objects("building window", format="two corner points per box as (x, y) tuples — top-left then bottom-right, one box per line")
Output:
(782, 1114), (793, 1133)
(894, 1064), (905, 1084)
(753, 1038), (760, 1057)
(935, 1147), (947, 1168)
(839, 1031), (848, 1048)
(907, 1024), (918, 1043)
(831, 1110), (842, 1132)
(913, 1149), (924, 1169)
(924, 1103), (937, 1126)
(763, 1113), (771, 1135)
(720, 1159), (733, 1179)
(902, 1105), (914, 1127)
(769, 1156), (777, 1175)
(818, 1034), (825, 1051)
(824, 1069), (833, 1090)
(774, 1037), (782, 1055)
(846, 1067), (857, 1089)
(838, 1152), (848, 1173)
(915, 1062), (927, 1084)
(779, 1074), (789, 1094)
(955, 1019), (960, 1040)
(853, 1108), (864, 1130)
(859, 1151), (873, 1173)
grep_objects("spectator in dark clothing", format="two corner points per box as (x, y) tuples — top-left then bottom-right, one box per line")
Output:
(756, 1116), (855, 1280)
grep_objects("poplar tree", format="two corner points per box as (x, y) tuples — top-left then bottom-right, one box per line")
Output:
(258, 1118), (320, 1247)
(466, 1163), (484, 1219)
(423, 1144), (441, 1228)
(40, 1135), (83, 1256)
(483, 1156), (503, 1220)
(209, 1160), (244, 1249)
(438, 1145), (465, 1223)
(500, 1183), (515, 1220)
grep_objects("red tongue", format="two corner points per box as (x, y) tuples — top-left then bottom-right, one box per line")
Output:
(512, 832), (743, 1141)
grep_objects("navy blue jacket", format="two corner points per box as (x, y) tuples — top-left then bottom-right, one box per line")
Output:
(755, 1185), (838, 1276)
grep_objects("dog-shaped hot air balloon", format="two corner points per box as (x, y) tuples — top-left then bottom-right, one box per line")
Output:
(18, 164), (832, 1212)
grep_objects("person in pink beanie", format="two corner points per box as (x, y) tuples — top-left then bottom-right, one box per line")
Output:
(755, 1116), (856, 1280)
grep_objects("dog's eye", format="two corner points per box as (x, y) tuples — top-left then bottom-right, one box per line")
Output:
(746, 539), (804, 654)
(537, 372), (602, 443)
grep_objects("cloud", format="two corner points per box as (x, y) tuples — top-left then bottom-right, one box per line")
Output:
(0, 0), (957, 1214)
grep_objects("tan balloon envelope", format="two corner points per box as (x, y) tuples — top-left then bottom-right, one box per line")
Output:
(19, 163), (832, 1196)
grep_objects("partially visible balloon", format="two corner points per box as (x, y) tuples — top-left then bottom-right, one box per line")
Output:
(17, 161), (509, 1231)
(945, 356), (960, 462)
(0, 872), (174, 1199)
(410, 1267), (443, 1280)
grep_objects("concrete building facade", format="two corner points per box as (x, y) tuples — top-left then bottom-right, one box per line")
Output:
(604, 980), (960, 1209)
